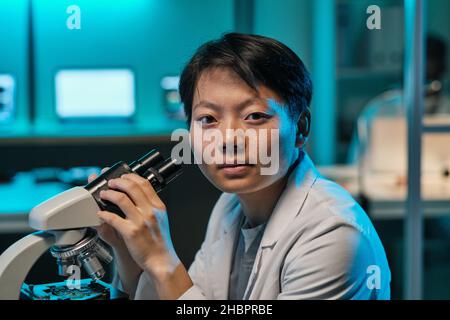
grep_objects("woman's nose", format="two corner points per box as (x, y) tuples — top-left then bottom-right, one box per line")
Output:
(219, 120), (246, 155)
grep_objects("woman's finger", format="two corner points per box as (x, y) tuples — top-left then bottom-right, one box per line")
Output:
(99, 189), (143, 222)
(121, 173), (166, 210)
(97, 210), (129, 236)
(107, 177), (152, 210)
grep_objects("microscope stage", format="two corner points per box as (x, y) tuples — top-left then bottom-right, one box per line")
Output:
(20, 278), (128, 300)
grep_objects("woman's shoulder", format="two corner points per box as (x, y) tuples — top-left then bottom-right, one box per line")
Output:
(300, 176), (375, 240)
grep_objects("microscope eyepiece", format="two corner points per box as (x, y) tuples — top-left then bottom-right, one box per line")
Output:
(144, 157), (183, 193)
(86, 149), (182, 218)
(154, 157), (183, 184)
(129, 149), (164, 176)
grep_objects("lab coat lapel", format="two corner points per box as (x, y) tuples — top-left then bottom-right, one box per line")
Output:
(208, 195), (242, 300)
(244, 153), (319, 299)
(260, 153), (318, 248)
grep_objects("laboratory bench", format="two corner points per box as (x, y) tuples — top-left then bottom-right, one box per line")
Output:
(317, 164), (450, 219)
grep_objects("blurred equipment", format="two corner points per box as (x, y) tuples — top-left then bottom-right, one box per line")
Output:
(30, 167), (101, 185)
(360, 116), (450, 200)
(0, 149), (182, 300)
(57, 167), (101, 186)
(368, 117), (450, 174)
(161, 75), (185, 120)
(0, 74), (15, 125)
(55, 69), (135, 120)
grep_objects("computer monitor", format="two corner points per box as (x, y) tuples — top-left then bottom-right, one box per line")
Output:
(55, 69), (135, 120)
(160, 75), (184, 120)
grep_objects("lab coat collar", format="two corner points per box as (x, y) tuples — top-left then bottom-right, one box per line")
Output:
(260, 152), (318, 248)
(209, 199), (241, 299)
(221, 194), (242, 235)
(243, 153), (319, 300)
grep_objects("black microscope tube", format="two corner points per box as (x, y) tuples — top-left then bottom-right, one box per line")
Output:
(143, 158), (183, 193)
(129, 149), (164, 175)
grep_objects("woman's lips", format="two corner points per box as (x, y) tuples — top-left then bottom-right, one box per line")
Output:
(217, 164), (254, 176)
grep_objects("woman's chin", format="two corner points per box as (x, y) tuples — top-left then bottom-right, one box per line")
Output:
(200, 166), (270, 194)
(213, 178), (261, 194)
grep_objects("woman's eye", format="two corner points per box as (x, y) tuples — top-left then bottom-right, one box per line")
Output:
(196, 115), (216, 125)
(245, 112), (270, 121)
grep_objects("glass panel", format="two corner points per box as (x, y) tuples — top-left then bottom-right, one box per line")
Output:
(334, 0), (406, 299)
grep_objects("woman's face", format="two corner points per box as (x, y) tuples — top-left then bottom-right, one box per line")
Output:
(189, 67), (301, 194)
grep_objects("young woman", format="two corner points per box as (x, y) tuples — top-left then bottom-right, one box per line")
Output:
(88, 33), (390, 300)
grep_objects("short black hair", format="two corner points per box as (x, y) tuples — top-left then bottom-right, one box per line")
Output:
(179, 32), (313, 126)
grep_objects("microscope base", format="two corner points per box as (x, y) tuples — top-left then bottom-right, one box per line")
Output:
(20, 278), (128, 300)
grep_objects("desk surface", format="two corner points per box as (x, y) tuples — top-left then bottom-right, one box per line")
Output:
(0, 173), (68, 233)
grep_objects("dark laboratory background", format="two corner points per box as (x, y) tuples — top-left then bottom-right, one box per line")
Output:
(0, 0), (450, 299)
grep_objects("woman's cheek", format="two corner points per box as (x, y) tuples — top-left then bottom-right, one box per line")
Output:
(189, 129), (204, 165)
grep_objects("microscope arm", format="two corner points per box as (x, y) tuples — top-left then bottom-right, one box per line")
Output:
(0, 231), (55, 300)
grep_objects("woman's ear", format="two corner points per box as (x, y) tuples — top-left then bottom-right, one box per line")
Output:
(295, 108), (311, 148)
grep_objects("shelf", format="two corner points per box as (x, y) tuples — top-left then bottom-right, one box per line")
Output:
(337, 67), (402, 79)
(0, 120), (188, 144)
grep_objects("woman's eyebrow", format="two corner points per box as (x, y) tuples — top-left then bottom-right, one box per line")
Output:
(193, 97), (265, 112)
(192, 100), (222, 112)
(237, 97), (265, 110)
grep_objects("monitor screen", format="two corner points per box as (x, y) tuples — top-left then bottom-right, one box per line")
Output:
(55, 69), (135, 119)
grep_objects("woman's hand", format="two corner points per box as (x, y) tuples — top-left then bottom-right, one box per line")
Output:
(88, 168), (125, 250)
(89, 168), (145, 298)
(89, 170), (193, 299)
(96, 172), (180, 279)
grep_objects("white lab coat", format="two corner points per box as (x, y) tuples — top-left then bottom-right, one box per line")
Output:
(129, 153), (391, 299)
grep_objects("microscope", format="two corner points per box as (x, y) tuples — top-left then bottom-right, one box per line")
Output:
(0, 149), (182, 300)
